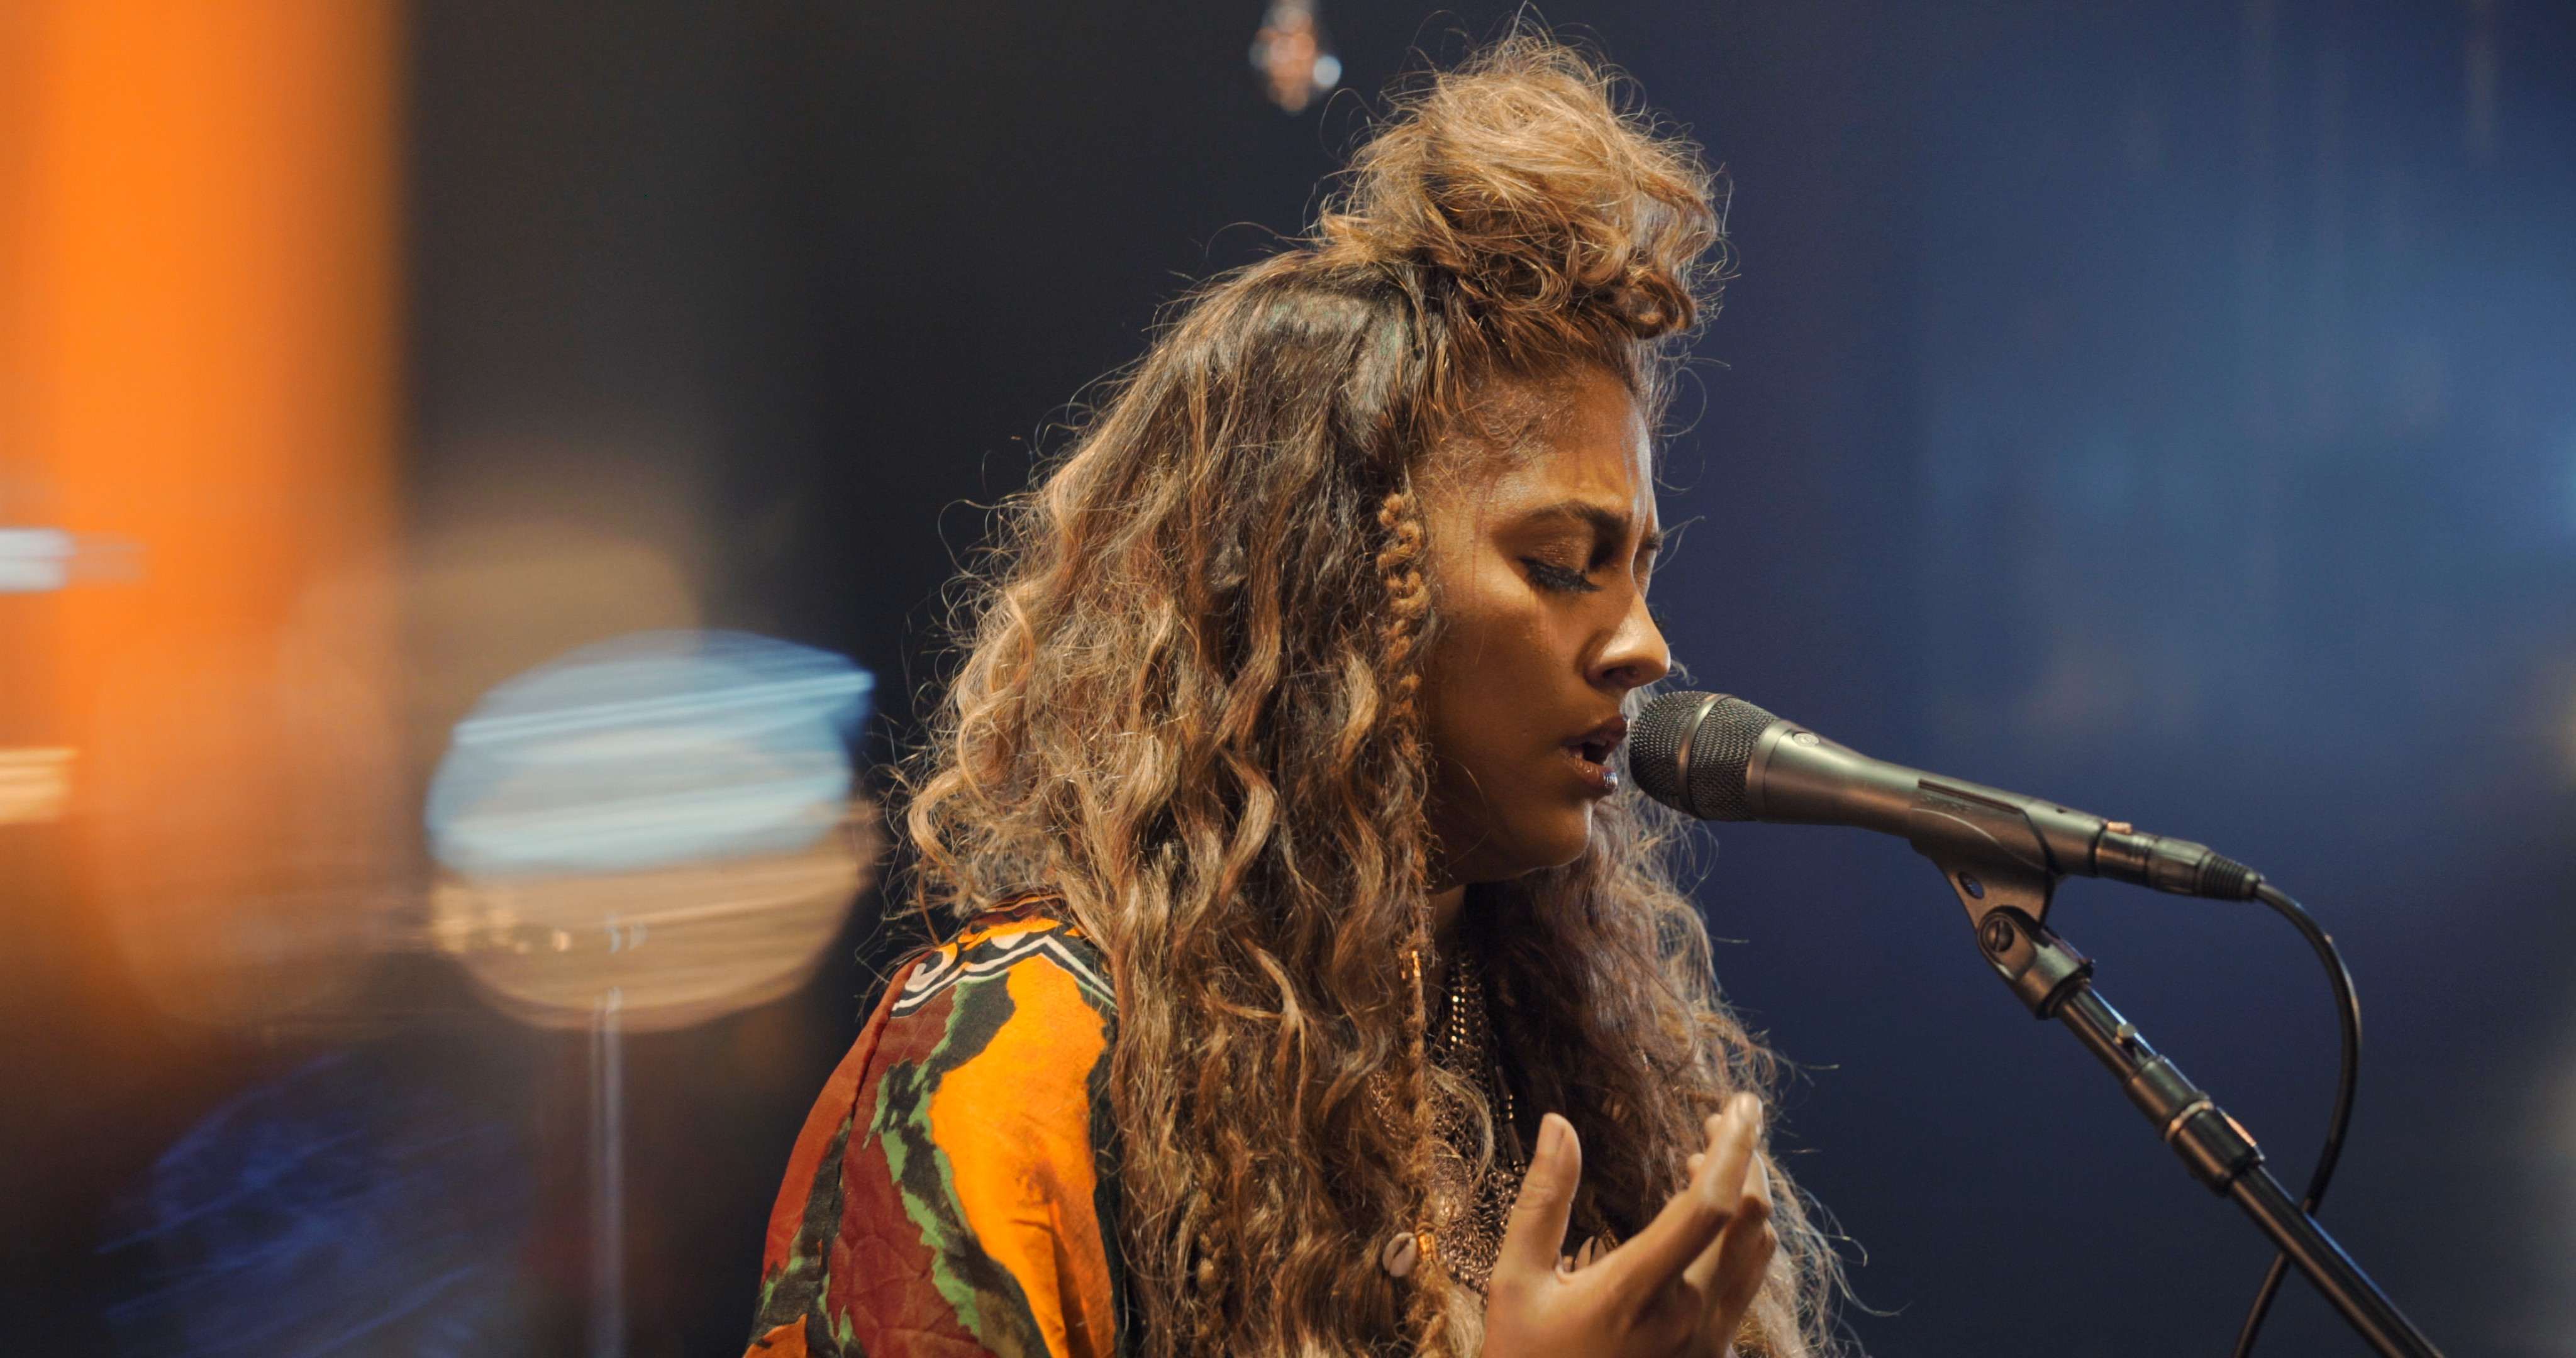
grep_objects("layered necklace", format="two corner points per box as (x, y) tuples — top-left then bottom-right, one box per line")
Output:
(1380, 942), (1527, 1294)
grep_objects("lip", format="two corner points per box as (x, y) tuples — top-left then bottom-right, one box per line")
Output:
(1560, 715), (1629, 797)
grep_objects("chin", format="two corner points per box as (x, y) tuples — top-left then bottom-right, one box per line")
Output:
(1433, 792), (1598, 884)
(1496, 805), (1596, 879)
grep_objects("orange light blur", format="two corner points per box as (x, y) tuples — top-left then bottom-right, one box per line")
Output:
(1, 1), (403, 1025)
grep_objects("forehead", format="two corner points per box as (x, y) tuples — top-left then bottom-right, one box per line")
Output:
(1431, 368), (1656, 518)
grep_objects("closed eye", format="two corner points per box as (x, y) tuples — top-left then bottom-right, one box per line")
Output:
(1523, 558), (1600, 594)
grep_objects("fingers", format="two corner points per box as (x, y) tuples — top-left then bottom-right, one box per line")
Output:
(1496, 1113), (1582, 1284)
(1714, 1154), (1780, 1315)
(1613, 1093), (1762, 1293)
(1683, 1149), (1775, 1303)
(1679, 1100), (1767, 1299)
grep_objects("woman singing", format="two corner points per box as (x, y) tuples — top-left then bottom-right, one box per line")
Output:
(746, 36), (1841, 1358)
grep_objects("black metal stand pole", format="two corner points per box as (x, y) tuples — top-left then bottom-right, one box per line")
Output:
(1975, 906), (2443, 1358)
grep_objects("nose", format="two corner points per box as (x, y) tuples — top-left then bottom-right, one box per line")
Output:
(1591, 587), (1670, 694)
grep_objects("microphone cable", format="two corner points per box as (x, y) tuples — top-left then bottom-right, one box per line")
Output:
(2231, 882), (2363, 1358)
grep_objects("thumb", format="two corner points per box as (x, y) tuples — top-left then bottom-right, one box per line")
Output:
(1496, 1113), (1580, 1283)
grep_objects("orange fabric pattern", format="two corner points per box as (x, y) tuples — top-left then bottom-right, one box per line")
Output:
(747, 1320), (809, 1356)
(745, 903), (1124, 1358)
(927, 958), (1117, 1358)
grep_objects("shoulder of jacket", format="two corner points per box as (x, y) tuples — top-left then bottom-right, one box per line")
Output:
(889, 893), (1113, 1020)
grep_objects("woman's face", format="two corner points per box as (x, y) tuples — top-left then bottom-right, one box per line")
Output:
(1417, 365), (1670, 885)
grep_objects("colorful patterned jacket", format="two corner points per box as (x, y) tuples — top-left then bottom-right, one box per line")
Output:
(745, 901), (1125, 1358)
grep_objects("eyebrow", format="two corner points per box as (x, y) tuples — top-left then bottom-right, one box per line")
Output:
(1521, 499), (1664, 556)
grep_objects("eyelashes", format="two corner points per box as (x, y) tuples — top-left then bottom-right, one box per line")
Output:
(1521, 558), (1601, 594)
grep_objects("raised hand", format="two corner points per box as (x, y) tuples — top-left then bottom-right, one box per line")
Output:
(1482, 1094), (1776, 1358)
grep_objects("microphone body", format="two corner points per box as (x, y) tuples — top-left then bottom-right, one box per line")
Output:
(1631, 692), (2259, 902)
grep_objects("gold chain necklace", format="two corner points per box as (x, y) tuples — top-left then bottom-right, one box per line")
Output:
(1380, 944), (1526, 1293)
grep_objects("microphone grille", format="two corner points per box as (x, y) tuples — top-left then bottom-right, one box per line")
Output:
(1631, 690), (1778, 820)
(1628, 692), (1703, 807)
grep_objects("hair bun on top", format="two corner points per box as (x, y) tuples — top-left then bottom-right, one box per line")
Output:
(1318, 37), (1723, 350)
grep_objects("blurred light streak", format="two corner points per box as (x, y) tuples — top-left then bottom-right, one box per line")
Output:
(0, 746), (74, 824)
(589, 990), (624, 1358)
(100, 1052), (533, 1358)
(0, 526), (70, 591)
(428, 631), (878, 1033)
(0, 527), (141, 592)
(1250, 0), (1340, 114)
(405, 517), (706, 776)
(0, 1), (403, 1027)
(428, 631), (870, 876)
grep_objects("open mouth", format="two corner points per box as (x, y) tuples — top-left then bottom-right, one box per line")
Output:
(1563, 716), (1629, 790)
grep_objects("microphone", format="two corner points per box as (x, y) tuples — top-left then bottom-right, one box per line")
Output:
(1629, 691), (2262, 902)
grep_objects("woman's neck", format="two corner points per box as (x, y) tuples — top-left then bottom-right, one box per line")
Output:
(1429, 882), (1467, 956)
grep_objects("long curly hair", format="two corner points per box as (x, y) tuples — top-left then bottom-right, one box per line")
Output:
(903, 36), (1840, 1358)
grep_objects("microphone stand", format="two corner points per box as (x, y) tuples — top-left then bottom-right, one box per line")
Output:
(1918, 851), (2444, 1358)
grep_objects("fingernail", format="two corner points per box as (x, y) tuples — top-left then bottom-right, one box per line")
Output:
(1538, 1113), (1565, 1161)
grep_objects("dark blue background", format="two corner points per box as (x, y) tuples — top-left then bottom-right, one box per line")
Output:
(9, 3), (2567, 1355)
(400, 1), (2576, 1352)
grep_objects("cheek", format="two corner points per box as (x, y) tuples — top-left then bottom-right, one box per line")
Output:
(1424, 577), (1540, 743)
(1423, 615), (1570, 810)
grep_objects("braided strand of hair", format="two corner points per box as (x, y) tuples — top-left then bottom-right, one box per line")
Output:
(1375, 485), (1452, 1350)
(1375, 489), (1431, 754)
